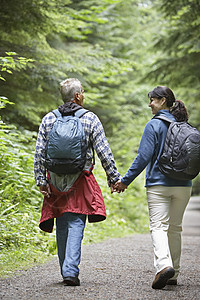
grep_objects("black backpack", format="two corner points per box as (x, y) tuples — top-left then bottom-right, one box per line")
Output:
(45, 108), (94, 174)
(155, 115), (200, 180)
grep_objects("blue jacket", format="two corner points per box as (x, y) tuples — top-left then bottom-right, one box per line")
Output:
(121, 110), (192, 187)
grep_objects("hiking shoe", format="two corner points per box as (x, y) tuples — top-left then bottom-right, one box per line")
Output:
(152, 267), (175, 289)
(63, 276), (80, 286)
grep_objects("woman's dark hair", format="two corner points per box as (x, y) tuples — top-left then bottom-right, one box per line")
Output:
(148, 86), (175, 107)
(170, 100), (188, 122)
(148, 86), (188, 122)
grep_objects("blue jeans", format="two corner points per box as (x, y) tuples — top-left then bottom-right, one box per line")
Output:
(56, 212), (86, 278)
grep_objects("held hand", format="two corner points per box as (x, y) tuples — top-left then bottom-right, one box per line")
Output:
(114, 180), (127, 193)
(40, 183), (51, 198)
(110, 183), (117, 194)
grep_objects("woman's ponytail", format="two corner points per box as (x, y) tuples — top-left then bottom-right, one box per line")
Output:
(170, 100), (188, 122)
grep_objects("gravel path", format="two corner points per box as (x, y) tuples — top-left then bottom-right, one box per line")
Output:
(1, 197), (200, 300)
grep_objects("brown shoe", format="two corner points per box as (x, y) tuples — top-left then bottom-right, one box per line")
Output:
(152, 267), (175, 289)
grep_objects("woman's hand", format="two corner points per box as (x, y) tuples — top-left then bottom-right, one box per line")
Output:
(114, 180), (127, 193)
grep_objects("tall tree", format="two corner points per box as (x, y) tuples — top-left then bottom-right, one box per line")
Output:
(0, 0), (133, 130)
(146, 0), (200, 128)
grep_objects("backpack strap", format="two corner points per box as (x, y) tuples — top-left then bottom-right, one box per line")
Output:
(52, 109), (61, 118)
(154, 115), (174, 123)
(76, 108), (96, 167)
(75, 108), (95, 167)
(75, 108), (89, 118)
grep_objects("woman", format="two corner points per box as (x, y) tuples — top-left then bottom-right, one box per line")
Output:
(115, 86), (192, 289)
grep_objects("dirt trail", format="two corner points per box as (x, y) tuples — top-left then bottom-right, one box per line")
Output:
(1, 197), (200, 300)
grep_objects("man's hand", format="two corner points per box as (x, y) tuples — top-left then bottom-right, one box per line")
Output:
(114, 180), (127, 193)
(110, 183), (116, 194)
(40, 184), (51, 198)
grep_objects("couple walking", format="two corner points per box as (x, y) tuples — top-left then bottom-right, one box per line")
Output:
(34, 78), (192, 289)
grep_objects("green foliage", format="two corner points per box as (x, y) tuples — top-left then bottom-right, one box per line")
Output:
(1, 0), (200, 277)
(0, 123), (52, 249)
(146, 0), (200, 129)
(0, 54), (56, 275)
(0, 0), (136, 130)
(0, 115), (58, 276)
(0, 52), (34, 81)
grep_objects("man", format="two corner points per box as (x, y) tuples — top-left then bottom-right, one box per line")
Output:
(34, 78), (120, 286)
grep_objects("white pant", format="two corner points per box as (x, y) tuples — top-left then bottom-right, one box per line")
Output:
(146, 185), (192, 278)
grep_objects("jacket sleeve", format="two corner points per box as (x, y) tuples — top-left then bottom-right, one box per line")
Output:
(121, 121), (157, 186)
(89, 114), (121, 185)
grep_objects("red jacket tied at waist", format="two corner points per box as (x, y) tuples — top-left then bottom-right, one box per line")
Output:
(39, 172), (106, 232)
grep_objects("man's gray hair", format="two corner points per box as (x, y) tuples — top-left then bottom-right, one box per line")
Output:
(60, 78), (82, 102)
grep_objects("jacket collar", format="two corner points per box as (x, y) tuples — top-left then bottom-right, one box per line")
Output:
(154, 109), (176, 121)
(58, 102), (82, 116)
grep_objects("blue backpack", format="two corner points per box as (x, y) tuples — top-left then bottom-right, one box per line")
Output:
(45, 108), (90, 174)
(156, 115), (200, 180)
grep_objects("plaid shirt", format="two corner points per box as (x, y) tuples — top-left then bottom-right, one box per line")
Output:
(34, 110), (120, 186)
